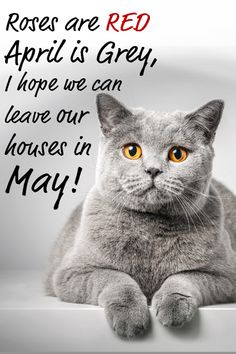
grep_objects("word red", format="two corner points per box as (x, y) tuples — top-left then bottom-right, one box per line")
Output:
(106, 12), (150, 32)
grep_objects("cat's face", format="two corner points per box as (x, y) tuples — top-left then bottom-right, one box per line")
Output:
(95, 94), (224, 214)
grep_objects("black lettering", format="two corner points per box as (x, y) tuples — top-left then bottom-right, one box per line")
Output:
(63, 78), (87, 91)
(65, 16), (99, 31)
(96, 41), (115, 64)
(51, 173), (69, 209)
(6, 13), (19, 32)
(5, 75), (12, 91)
(74, 141), (91, 155)
(5, 165), (33, 196)
(70, 40), (89, 63)
(4, 133), (17, 156)
(32, 173), (51, 193)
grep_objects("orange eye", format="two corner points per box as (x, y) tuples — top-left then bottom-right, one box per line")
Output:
(168, 146), (188, 163)
(123, 144), (142, 160)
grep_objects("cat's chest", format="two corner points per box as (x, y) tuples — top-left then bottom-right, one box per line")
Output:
(89, 207), (204, 290)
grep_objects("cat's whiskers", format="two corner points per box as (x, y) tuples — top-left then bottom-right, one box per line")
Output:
(175, 195), (191, 234)
(106, 190), (135, 233)
(161, 184), (199, 236)
(103, 191), (127, 233)
(161, 180), (184, 195)
(121, 177), (151, 195)
(184, 185), (214, 199)
(162, 177), (222, 233)
(182, 193), (221, 233)
(180, 194), (207, 232)
(177, 195), (201, 237)
(116, 199), (126, 233)
(102, 191), (126, 230)
(164, 176), (184, 186)
(120, 175), (145, 183)
(185, 184), (230, 202)
(184, 195), (222, 236)
(189, 172), (212, 183)
(125, 182), (148, 193)
(161, 179), (221, 235)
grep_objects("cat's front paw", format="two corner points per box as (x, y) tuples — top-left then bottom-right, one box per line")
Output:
(104, 302), (150, 338)
(153, 292), (197, 327)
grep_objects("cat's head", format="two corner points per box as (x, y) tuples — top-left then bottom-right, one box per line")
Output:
(95, 94), (224, 214)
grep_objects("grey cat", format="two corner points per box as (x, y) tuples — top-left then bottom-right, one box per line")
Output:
(45, 94), (236, 338)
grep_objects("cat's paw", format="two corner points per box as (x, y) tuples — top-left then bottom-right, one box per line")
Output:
(104, 302), (150, 338)
(153, 292), (197, 327)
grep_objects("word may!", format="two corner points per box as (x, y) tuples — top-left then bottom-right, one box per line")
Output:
(5, 165), (82, 209)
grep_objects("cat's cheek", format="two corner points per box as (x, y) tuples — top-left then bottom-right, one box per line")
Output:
(168, 160), (190, 175)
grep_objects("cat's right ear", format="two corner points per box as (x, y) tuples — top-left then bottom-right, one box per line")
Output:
(96, 94), (132, 135)
(185, 99), (224, 143)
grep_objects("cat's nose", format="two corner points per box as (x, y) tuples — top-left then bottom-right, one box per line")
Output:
(144, 167), (163, 178)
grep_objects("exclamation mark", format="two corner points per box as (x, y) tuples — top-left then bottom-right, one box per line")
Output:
(72, 167), (82, 193)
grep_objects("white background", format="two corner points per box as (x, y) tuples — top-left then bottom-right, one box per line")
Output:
(0, 0), (236, 269)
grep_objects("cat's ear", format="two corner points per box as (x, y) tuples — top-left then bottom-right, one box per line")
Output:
(185, 99), (224, 143)
(96, 94), (132, 135)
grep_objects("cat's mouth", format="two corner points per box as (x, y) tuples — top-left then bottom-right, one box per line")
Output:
(120, 176), (153, 196)
(120, 175), (184, 204)
(145, 184), (174, 201)
(120, 178), (166, 203)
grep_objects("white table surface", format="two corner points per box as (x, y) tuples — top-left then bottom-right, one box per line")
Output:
(1, 270), (236, 352)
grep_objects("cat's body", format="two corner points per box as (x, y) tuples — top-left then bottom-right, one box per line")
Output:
(46, 94), (236, 337)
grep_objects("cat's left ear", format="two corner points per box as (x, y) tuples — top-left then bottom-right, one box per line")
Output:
(185, 99), (224, 143)
(96, 94), (132, 135)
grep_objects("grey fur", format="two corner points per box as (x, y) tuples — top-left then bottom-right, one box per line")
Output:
(45, 94), (236, 338)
